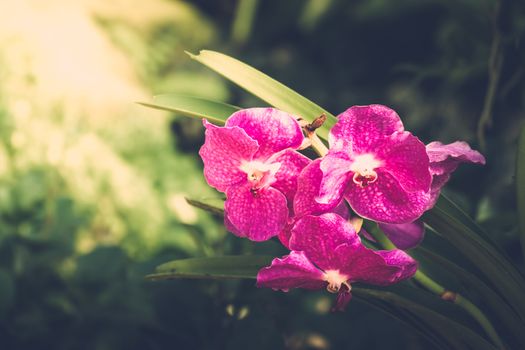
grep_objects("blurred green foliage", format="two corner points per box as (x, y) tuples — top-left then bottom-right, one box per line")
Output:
(0, 0), (524, 349)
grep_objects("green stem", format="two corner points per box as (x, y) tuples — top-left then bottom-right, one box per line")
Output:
(370, 226), (505, 349)
(309, 133), (328, 157)
(455, 295), (505, 349)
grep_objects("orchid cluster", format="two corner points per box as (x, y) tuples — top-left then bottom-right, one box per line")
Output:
(199, 105), (485, 311)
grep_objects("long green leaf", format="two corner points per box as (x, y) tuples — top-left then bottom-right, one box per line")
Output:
(186, 50), (336, 139)
(138, 93), (240, 124)
(147, 255), (495, 348)
(517, 125), (525, 260)
(185, 197), (224, 216)
(416, 247), (525, 348)
(424, 196), (525, 320)
(146, 255), (272, 281)
(354, 288), (497, 350)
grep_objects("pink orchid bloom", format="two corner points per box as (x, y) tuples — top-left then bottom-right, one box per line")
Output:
(257, 213), (417, 311)
(317, 105), (432, 224)
(376, 141), (486, 249)
(199, 108), (310, 241)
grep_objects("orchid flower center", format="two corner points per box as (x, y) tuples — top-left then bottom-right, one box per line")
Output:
(350, 154), (382, 188)
(323, 270), (351, 293)
(239, 160), (281, 191)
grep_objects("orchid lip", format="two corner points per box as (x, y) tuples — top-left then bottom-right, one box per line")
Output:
(350, 153), (381, 188)
(352, 171), (378, 188)
(239, 160), (281, 190)
(324, 269), (351, 293)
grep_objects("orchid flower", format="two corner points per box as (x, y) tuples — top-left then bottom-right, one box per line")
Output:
(257, 213), (417, 311)
(316, 105), (432, 224)
(199, 108), (310, 241)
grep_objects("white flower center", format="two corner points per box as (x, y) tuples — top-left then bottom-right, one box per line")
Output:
(350, 153), (382, 188)
(323, 270), (351, 293)
(239, 160), (281, 190)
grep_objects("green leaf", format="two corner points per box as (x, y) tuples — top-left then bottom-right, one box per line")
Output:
(185, 197), (224, 216)
(231, 0), (259, 44)
(517, 125), (525, 260)
(423, 195), (525, 320)
(355, 287), (497, 350)
(138, 93), (240, 124)
(146, 255), (272, 281)
(186, 50), (336, 139)
(416, 247), (525, 347)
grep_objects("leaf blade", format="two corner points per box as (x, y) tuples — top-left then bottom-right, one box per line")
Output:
(423, 195), (525, 320)
(355, 287), (497, 350)
(186, 50), (336, 139)
(146, 255), (272, 281)
(138, 93), (240, 124)
(185, 197), (225, 216)
(517, 125), (525, 259)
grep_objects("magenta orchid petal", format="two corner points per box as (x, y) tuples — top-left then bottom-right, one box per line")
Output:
(378, 220), (425, 250)
(332, 289), (352, 312)
(423, 141), (486, 209)
(223, 210), (245, 238)
(280, 199), (349, 250)
(317, 153), (353, 205)
(277, 217), (296, 249)
(336, 244), (417, 286)
(226, 108), (304, 159)
(426, 141), (485, 188)
(225, 185), (288, 241)
(199, 120), (259, 192)
(289, 213), (359, 271)
(375, 249), (419, 282)
(377, 132), (431, 192)
(256, 251), (326, 291)
(333, 201), (351, 220)
(271, 150), (311, 207)
(426, 141), (486, 173)
(294, 159), (348, 217)
(345, 170), (429, 223)
(329, 105), (404, 152)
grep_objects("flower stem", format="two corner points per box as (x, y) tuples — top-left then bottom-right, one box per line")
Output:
(300, 115), (329, 157)
(309, 133), (328, 157)
(369, 226), (505, 348)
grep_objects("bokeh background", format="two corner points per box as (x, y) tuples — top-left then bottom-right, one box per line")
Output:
(0, 0), (523, 349)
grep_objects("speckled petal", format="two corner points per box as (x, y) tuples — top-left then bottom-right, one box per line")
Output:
(277, 217), (297, 249)
(377, 132), (431, 192)
(271, 150), (311, 207)
(223, 209), (245, 238)
(378, 220), (425, 250)
(256, 251), (326, 291)
(226, 108), (304, 159)
(336, 244), (417, 285)
(427, 141), (486, 175)
(294, 159), (348, 217)
(289, 213), (359, 271)
(317, 152), (353, 205)
(225, 185), (288, 241)
(345, 170), (428, 224)
(199, 120), (258, 192)
(329, 105), (404, 153)
(424, 141), (486, 209)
